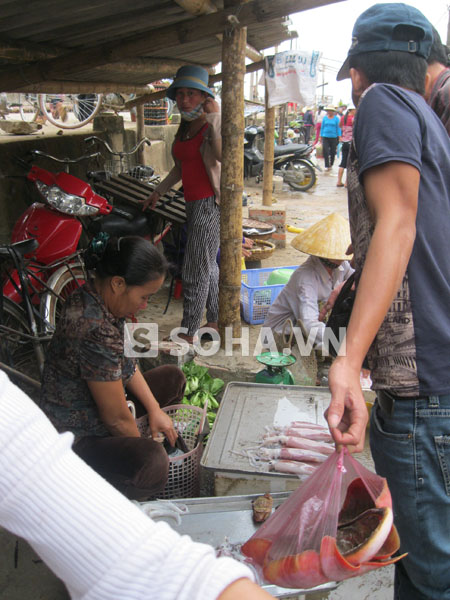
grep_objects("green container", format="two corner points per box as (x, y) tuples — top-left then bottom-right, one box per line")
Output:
(266, 268), (295, 286)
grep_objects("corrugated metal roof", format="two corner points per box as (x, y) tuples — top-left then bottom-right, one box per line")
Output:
(0, 0), (341, 93)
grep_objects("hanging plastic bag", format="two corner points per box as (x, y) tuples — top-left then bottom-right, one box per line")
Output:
(241, 449), (406, 589)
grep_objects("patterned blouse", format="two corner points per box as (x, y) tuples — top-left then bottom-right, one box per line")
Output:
(40, 282), (136, 439)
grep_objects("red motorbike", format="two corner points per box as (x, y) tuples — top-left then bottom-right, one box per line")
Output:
(4, 140), (156, 330)
(0, 139), (175, 389)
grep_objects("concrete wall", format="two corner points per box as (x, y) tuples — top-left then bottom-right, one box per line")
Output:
(143, 123), (178, 174)
(0, 122), (176, 243)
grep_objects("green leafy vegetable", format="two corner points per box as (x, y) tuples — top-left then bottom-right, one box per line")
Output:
(181, 361), (225, 442)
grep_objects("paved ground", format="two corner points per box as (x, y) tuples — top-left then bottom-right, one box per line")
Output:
(0, 160), (394, 599)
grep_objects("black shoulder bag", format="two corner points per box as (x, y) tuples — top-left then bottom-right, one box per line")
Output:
(326, 273), (356, 358)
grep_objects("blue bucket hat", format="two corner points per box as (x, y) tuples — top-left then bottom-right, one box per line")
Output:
(337, 3), (433, 81)
(166, 65), (214, 100)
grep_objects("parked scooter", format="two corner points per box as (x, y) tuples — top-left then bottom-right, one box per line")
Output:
(244, 125), (319, 192)
(4, 140), (157, 328)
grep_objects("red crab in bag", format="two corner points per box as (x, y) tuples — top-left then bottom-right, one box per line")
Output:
(241, 448), (406, 589)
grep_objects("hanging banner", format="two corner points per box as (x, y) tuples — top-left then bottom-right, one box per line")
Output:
(265, 50), (321, 108)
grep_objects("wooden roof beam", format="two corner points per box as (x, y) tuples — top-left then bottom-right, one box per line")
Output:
(0, 0), (344, 92)
(9, 81), (154, 94)
(125, 59), (266, 109)
(174, 0), (264, 61)
(0, 40), (210, 77)
(0, 38), (59, 62)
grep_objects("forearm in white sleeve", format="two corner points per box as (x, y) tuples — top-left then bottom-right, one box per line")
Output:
(0, 373), (254, 600)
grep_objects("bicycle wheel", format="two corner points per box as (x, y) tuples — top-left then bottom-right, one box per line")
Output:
(0, 296), (44, 394)
(38, 93), (103, 129)
(19, 93), (40, 122)
(40, 262), (85, 330)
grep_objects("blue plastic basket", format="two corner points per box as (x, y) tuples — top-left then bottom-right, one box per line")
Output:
(240, 266), (298, 325)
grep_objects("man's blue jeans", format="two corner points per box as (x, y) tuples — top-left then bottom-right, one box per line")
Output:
(370, 391), (450, 600)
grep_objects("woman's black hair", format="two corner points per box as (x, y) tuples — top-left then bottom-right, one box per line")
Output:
(427, 26), (449, 66)
(84, 234), (168, 286)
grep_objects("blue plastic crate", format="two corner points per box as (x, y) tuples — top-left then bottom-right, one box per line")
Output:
(240, 265), (298, 324)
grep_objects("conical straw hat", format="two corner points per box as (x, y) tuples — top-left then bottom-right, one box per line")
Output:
(290, 213), (351, 260)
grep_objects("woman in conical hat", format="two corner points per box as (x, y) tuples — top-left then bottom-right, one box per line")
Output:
(263, 213), (354, 351)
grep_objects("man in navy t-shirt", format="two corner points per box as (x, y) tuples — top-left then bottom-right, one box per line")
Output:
(327, 4), (450, 599)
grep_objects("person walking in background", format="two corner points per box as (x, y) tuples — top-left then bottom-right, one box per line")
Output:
(336, 106), (355, 187)
(320, 106), (341, 170)
(143, 65), (221, 344)
(328, 4), (450, 599)
(314, 105), (324, 145)
(425, 25), (450, 134)
(302, 106), (315, 144)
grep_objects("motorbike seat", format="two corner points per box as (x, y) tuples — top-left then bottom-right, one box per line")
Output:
(0, 238), (39, 258)
(274, 143), (310, 156)
(90, 213), (149, 237)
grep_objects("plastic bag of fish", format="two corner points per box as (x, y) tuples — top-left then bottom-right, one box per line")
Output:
(241, 448), (406, 589)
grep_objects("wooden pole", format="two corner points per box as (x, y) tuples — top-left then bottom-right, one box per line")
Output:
(136, 104), (145, 165)
(262, 80), (275, 206)
(447, 7), (450, 46)
(279, 103), (286, 143)
(218, 4), (246, 345)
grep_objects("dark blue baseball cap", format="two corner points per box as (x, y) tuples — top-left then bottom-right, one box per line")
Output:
(337, 3), (433, 80)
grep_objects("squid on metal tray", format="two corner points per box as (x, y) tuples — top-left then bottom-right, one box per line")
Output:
(241, 449), (407, 589)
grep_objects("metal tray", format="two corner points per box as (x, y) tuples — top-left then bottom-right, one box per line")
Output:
(140, 493), (337, 598)
(201, 382), (331, 478)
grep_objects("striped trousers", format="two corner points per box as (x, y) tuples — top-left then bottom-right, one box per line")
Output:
(181, 196), (220, 336)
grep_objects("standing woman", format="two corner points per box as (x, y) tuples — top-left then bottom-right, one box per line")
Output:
(336, 106), (355, 187)
(144, 66), (221, 344)
(314, 105), (324, 145)
(320, 107), (341, 171)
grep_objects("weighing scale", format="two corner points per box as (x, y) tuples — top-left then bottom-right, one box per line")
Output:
(255, 352), (296, 385)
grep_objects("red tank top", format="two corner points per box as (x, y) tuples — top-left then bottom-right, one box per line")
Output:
(173, 124), (215, 202)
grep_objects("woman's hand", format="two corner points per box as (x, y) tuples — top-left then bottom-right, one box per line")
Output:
(203, 97), (220, 114)
(142, 190), (160, 211)
(148, 407), (178, 447)
(242, 237), (254, 258)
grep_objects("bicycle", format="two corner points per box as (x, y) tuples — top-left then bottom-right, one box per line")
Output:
(0, 92), (41, 122)
(1, 92), (131, 130)
(0, 239), (87, 398)
(84, 135), (156, 179)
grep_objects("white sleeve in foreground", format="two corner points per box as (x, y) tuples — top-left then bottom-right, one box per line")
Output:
(0, 373), (254, 600)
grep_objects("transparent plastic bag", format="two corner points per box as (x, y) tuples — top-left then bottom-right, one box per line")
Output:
(241, 449), (406, 589)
